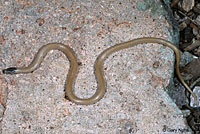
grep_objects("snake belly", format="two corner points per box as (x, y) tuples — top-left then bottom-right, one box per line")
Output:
(2, 37), (197, 105)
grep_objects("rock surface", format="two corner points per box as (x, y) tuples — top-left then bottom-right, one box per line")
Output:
(0, 0), (192, 133)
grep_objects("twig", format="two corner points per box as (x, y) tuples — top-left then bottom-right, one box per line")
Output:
(190, 77), (200, 89)
(184, 40), (200, 51)
(178, 10), (200, 28)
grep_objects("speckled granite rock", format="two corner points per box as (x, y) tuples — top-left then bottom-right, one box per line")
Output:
(0, 0), (192, 133)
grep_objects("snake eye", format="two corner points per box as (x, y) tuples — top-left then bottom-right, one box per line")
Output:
(2, 67), (17, 74)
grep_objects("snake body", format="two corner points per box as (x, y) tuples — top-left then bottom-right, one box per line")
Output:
(2, 37), (197, 105)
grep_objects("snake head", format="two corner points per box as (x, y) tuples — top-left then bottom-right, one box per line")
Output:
(2, 67), (17, 74)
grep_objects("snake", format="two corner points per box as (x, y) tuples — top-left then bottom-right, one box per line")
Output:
(2, 37), (197, 105)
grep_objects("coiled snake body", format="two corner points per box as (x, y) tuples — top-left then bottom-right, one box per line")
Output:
(2, 37), (197, 105)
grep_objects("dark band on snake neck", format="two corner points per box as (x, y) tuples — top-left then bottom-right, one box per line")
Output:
(2, 37), (197, 105)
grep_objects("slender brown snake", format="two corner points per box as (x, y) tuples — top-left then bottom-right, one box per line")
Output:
(2, 37), (197, 105)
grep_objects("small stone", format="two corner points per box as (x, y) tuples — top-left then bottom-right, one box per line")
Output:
(153, 61), (160, 68)
(119, 92), (123, 95)
(181, 0), (195, 12)
(179, 21), (187, 31)
(190, 23), (198, 36)
(193, 6), (200, 14)
(196, 15), (200, 26)
(21, 29), (25, 34)
(3, 16), (8, 21)
(190, 86), (200, 107)
(36, 18), (45, 26)
(68, 10), (72, 13)
(61, 27), (66, 30)
(37, 7), (44, 13)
